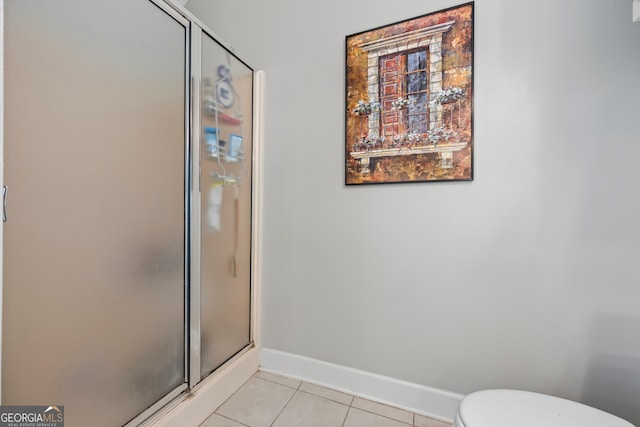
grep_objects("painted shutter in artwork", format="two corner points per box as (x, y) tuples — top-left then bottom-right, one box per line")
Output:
(379, 53), (406, 136)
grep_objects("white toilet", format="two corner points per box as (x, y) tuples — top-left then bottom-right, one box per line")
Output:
(454, 389), (635, 427)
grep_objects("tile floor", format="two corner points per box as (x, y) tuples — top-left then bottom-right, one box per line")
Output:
(200, 371), (452, 427)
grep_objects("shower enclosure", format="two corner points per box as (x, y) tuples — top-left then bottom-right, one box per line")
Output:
(2, 1), (260, 425)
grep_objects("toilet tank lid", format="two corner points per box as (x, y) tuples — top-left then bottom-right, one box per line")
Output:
(458, 390), (635, 427)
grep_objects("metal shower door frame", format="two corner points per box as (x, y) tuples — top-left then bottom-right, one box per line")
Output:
(187, 20), (257, 390)
(122, 0), (192, 424)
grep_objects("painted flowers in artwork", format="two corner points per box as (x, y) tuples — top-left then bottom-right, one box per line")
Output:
(352, 99), (381, 116)
(429, 87), (465, 107)
(426, 126), (456, 144)
(353, 134), (385, 151)
(391, 96), (416, 110)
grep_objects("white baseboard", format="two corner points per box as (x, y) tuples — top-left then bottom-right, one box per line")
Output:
(259, 348), (463, 423)
(150, 346), (259, 427)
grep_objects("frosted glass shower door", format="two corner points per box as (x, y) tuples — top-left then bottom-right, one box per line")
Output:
(3, 1), (188, 425)
(198, 31), (253, 379)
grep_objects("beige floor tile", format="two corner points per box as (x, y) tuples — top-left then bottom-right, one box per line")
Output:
(344, 407), (412, 427)
(351, 397), (414, 424)
(414, 414), (452, 427)
(215, 377), (295, 427)
(298, 382), (354, 405)
(271, 391), (349, 427)
(200, 413), (247, 427)
(254, 370), (302, 389)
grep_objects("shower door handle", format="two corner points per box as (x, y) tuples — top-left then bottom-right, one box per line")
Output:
(2, 186), (7, 222)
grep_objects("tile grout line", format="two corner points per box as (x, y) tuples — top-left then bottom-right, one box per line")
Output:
(267, 386), (300, 427)
(349, 397), (414, 426)
(215, 413), (251, 427)
(259, 374), (355, 407)
(212, 374), (297, 427)
(279, 387), (354, 427)
(254, 372), (302, 391)
(341, 406), (351, 427)
(209, 374), (258, 425)
(256, 372), (448, 427)
(299, 384), (354, 407)
(350, 407), (414, 426)
(263, 378), (354, 427)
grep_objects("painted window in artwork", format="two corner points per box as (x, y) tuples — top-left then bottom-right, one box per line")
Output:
(406, 50), (429, 133)
(379, 49), (429, 136)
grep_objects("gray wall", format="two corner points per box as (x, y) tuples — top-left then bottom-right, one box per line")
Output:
(186, 0), (640, 422)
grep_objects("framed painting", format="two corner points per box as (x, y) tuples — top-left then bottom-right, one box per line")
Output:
(345, 2), (474, 185)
